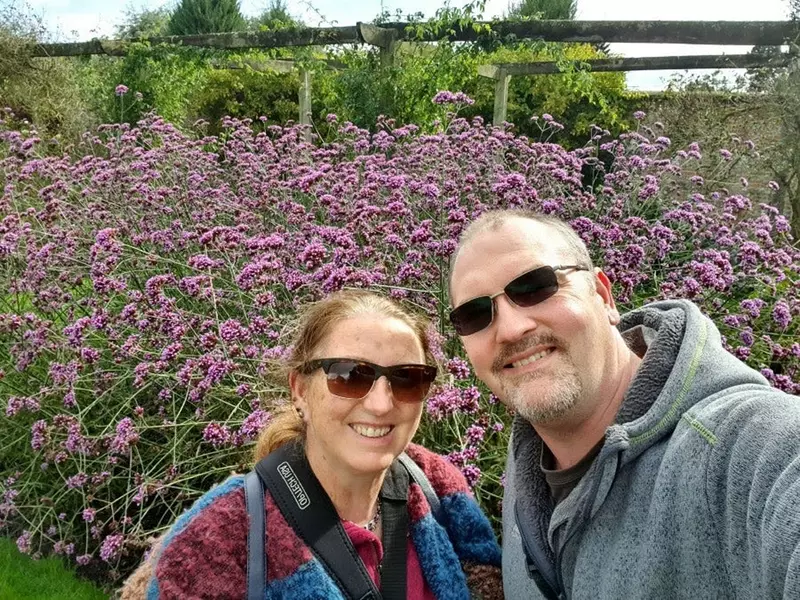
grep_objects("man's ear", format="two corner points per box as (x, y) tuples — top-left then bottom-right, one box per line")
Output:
(594, 269), (621, 325)
(289, 370), (309, 417)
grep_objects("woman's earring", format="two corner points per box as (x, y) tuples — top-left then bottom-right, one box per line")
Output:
(295, 406), (304, 420)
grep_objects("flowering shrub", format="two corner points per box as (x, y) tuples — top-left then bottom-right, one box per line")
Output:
(1, 98), (798, 585)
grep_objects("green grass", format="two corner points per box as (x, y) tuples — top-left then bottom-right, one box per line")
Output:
(0, 537), (109, 599)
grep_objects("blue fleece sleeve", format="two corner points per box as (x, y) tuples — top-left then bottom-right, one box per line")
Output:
(706, 391), (800, 599)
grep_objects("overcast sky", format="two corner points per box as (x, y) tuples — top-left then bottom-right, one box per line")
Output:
(23, 0), (794, 90)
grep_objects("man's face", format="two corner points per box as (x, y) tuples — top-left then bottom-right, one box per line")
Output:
(449, 218), (620, 426)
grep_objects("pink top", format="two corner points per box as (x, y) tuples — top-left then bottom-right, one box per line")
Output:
(342, 520), (436, 600)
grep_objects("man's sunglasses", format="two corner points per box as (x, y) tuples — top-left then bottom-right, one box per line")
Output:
(449, 264), (589, 336)
(300, 359), (438, 403)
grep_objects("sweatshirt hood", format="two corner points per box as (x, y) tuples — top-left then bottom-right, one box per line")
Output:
(614, 299), (768, 464)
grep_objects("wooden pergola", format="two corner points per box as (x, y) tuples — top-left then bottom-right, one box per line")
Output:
(29, 20), (800, 131)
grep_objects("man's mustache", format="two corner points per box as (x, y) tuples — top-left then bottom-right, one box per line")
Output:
(492, 333), (565, 372)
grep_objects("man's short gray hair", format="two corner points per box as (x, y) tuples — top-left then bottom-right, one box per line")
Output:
(447, 209), (594, 303)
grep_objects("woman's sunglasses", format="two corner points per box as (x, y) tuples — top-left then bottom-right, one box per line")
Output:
(449, 264), (589, 336)
(300, 359), (438, 403)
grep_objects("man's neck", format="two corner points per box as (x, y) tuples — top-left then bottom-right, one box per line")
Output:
(537, 345), (642, 470)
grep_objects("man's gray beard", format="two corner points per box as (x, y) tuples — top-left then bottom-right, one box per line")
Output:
(501, 366), (583, 425)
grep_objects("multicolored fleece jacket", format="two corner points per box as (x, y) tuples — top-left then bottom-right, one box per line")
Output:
(131, 444), (502, 600)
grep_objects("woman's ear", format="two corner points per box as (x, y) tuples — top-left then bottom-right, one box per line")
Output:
(289, 370), (309, 418)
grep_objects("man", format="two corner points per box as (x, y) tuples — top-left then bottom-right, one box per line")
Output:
(448, 209), (800, 599)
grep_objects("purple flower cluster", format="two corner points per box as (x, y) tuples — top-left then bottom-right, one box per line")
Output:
(432, 91), (475, 106)
(99, 533), (124, 562)
(202, 422), (232, 448)
(426, 385), (481, 421)
(237, 410), (271, 443)
(109, 418), (139, 455)
(446, 357), (472, 380)
(16, 530), (32, 554)
(30, 420), (48, 451)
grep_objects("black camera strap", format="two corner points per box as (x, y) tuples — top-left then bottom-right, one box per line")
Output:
(246, 441), (440, 600)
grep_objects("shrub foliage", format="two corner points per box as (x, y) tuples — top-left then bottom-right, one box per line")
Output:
(0, 95), (798, 586)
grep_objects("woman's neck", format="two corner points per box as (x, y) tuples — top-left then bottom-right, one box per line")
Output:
(305, 445), (385, 526)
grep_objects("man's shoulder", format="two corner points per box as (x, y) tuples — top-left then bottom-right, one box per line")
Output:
(681, 385), (800, 466)
(691, 384), (799, 427)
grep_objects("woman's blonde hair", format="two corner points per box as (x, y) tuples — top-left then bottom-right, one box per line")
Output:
(253, 289), (435, 462)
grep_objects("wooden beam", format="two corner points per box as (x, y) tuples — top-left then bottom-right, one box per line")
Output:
(385, 20), (800, 46)
(29, 21), (800, 58)
(357, 23), (397, 48)
(31, 39), (129, 57)
(478, 64), (500, 79)
(357, 23), (399, 67)
(478, 52), (796, 76)
(31, 27), (361, 57)
(218, 58), (347, 72)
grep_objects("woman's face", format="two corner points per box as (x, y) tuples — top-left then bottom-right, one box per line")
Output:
(291, 314), (427, 482)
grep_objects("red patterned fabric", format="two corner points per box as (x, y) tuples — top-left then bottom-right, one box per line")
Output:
(404, 445), (470, 500)
(343, 520), (436, 600)
(154, 488), (248, 598)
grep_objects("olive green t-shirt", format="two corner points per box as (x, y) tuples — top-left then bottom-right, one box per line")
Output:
(541, 440), (603, 505)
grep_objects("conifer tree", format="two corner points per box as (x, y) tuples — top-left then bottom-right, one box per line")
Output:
(168, 0), (247, 35)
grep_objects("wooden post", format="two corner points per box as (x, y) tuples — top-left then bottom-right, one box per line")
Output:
(357, 23), (398, 67)
(380, 37), (398, 68)
(298, 69), (312, 143)
(493, 70), (510, 126)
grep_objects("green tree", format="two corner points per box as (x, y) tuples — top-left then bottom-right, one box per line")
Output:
(736, 1), (800, 236)
(168, 0), (247, 35)
(506, 0), (577, 20)
(253, 0), (301, 30)
(761, 64), (800, 238)
(114, 6), (171, 39)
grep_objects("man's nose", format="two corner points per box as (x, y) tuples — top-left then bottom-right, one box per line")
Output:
(493, 295), (539, 343)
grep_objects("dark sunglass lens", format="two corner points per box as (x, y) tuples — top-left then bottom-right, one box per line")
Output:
(450, 297), (493, 336)
(325, 361), (376, 399)
(388, 366), (436, 403)
(506, 267), (558, 307)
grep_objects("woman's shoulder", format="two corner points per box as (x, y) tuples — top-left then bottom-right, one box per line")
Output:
(166, 474), (248, 539)
(126, 475), (250, 599)
(403, 443), (471, 498)
(403, 444), (503, 590)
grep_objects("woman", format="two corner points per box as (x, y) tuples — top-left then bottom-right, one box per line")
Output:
(122, 290), (502, 599)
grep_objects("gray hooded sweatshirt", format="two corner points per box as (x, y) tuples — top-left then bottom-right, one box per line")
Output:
(502, 300), (800, 599)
